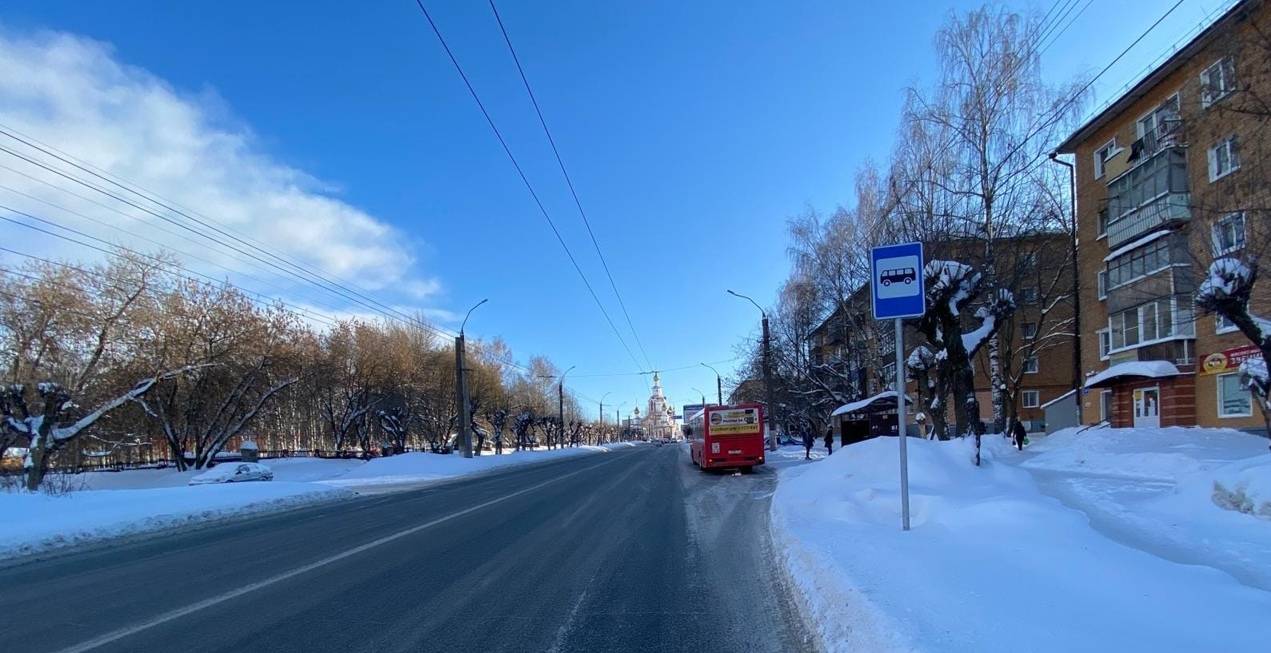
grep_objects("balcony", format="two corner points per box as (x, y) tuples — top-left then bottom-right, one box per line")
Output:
(1105, 135), (1190, 248)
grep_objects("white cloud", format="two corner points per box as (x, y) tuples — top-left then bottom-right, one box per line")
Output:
(0, 27), (440, 309)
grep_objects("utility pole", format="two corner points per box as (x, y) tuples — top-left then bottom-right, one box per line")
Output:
(729, 290), (778, 451)
(701, 362), (723, 405)
(455, 299), (487, 459)
(1049, 152), (1083, 423)
(558, 366), (575, 448)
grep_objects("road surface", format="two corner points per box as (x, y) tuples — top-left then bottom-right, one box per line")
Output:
(1, 444), (815, 652)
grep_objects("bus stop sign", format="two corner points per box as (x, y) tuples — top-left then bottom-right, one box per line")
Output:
(871, 242), (926, 320)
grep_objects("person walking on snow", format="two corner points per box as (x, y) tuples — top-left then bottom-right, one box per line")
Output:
(802, 431), (815, 460)
(824, 426), (834, 455)
(1011, 419), (1027, 451)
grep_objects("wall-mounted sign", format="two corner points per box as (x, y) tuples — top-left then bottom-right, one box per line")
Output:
(1201, 344), (1263, 375)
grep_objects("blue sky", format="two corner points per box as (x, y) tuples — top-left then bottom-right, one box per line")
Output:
(0, 0), (1235, 417)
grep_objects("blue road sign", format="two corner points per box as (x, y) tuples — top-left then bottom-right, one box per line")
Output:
(871, 242), (926, 320)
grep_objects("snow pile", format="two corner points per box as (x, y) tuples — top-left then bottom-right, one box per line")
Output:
(1186, 454), (1271, 519)
(1023, 425), (1266, 480)
(0, 444), (635, 560)
(1198, 257), (1253, 301)
(0, 482), (352, 559)
(323, 445), (623, 487)
(772, 435), (1271, 652)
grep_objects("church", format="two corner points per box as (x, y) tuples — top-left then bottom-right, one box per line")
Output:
(640, 372), (677, 440)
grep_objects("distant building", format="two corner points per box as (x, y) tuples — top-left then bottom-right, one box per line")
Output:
(640, 372), (677, 439)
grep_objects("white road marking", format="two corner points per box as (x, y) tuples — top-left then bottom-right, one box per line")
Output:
(54, 452), (635, 653)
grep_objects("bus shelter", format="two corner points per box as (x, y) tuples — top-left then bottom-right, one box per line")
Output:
(830, 391), (912, 446)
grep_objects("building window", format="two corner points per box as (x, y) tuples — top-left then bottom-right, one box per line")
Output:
(1216, 314), (1238, 334)
(1218, 373), (1252, 418)
(1108, 297), (1195, 352)
(1211, 212), (1246, 255)
(1137, 94), (1180, 138)
(1023, 355), (1039, 374)
(1020, 287), (1038, 304)
(1022, 390), (1040, 409)
(1100, 389), (1113, 423)
(1097, 270), (1108, 299)
(1208, 136), (1240, 181)
(1106, 234), (1171, 289)
(1097, 207), (1109, 238)
(1022, 322), (1038, 340)
(1097, 328), (1111, 360)
(1094, 139), (1121, 179)
(1201, 57), (1236, 108)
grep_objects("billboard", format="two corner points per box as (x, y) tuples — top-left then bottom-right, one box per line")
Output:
(708, 406), (762, 435)
(682, 404), (705, 422)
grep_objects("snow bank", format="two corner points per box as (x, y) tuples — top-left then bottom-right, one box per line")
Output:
(0, 482), (351, 559)
(772, 435), (1271, 652)
(322, 445), (622, 488)
(1, 444), (636, 560)
(1024, 425), (1267, 480)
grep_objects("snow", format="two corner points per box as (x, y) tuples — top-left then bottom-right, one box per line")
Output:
(960, 314), (995, 354)
(772, 428), (1271, 652)
(1198, 257), (1254, 305)
(188, 462), (272, 485)
(1083, 359), (1182, 388)
(925, 260), (978, 316)
(830, 391), (910, 417)
(1243, 356), (1268, 385)
(0, 482), (352, 560)
(1102, 228), (1171, 262)
(0, 444), (637, 560)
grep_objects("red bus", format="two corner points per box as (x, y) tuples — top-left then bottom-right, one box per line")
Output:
(684, 403), (766, 471)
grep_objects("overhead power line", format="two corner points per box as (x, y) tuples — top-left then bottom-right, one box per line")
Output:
(486, 0), (655, 372)
(410, 0), (646, 376)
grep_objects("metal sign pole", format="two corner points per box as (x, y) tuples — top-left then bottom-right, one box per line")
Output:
(895, 317), (910, 531)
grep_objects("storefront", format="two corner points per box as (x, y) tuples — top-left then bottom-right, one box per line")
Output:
(1084, 360), (1193, 428)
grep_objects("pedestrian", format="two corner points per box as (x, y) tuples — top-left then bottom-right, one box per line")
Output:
(824, 426), (834, 455)
(1011, 419), (1027, 451)
(802, 431), (815, 460)
(494, 433), (503, 455)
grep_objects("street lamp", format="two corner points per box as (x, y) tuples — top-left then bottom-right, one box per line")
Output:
(455, 298), (487, 458)
(691, 386), (706, 407)
(599, 392), (612, 426)
(728, 289), (777, 452)
(558, 366), (576, 448)
(700, 362), (723, 405)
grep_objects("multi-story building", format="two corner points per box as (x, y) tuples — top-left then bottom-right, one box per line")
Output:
(810, 232), (1078, 434)
(1056, 0), (1269, 434)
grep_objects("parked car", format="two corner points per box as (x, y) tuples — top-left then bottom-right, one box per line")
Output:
(189, 462), (274, 485)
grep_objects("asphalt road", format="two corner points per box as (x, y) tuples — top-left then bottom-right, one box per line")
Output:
(1, 444), (816, 652)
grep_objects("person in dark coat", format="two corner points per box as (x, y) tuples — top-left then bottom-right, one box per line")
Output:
(824, 426), (834, 455)
(802, 431), (815, 460)
(1011, 419), (1027, 451)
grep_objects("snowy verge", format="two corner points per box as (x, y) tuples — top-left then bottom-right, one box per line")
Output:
(771, 435), (1271, 652)
(0, 482), (351, 561)
(1, 443), (639, 561)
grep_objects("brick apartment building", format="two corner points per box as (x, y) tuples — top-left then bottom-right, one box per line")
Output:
(1055, 0), (1270, 434)
(810, 232), (1078, 434)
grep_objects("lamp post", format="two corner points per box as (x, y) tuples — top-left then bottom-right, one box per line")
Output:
(455, 298), (487, 458)
(728, 289), (777, 452)
(700, 362), (723, 405)
(691, 386), (706, 407)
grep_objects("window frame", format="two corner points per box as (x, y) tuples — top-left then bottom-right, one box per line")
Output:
(1136, 93), (1181, 138)
(1100, 389), (1113, 423)
(1200, 56), (1236, 108)
(1022, 322), (1038, 340)
(1094, 139), (1121, 179)
(1217, 372), (1253, 418)
(1216, 314), (1239, 335)
(1097, 328), (1111, 360)
(1211, 212), (1246, 255)
(1208, 135), (1241, 182)
(1022, 390), (1041, 409)
(1097, 270), (1108, 299)
(1023, 355), (1039, 374)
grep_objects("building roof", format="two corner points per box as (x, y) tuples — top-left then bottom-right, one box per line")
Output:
(1084, 361), (1184, 388)
(1055, 0), (1255, 154)
(831, 391), (912, 417)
